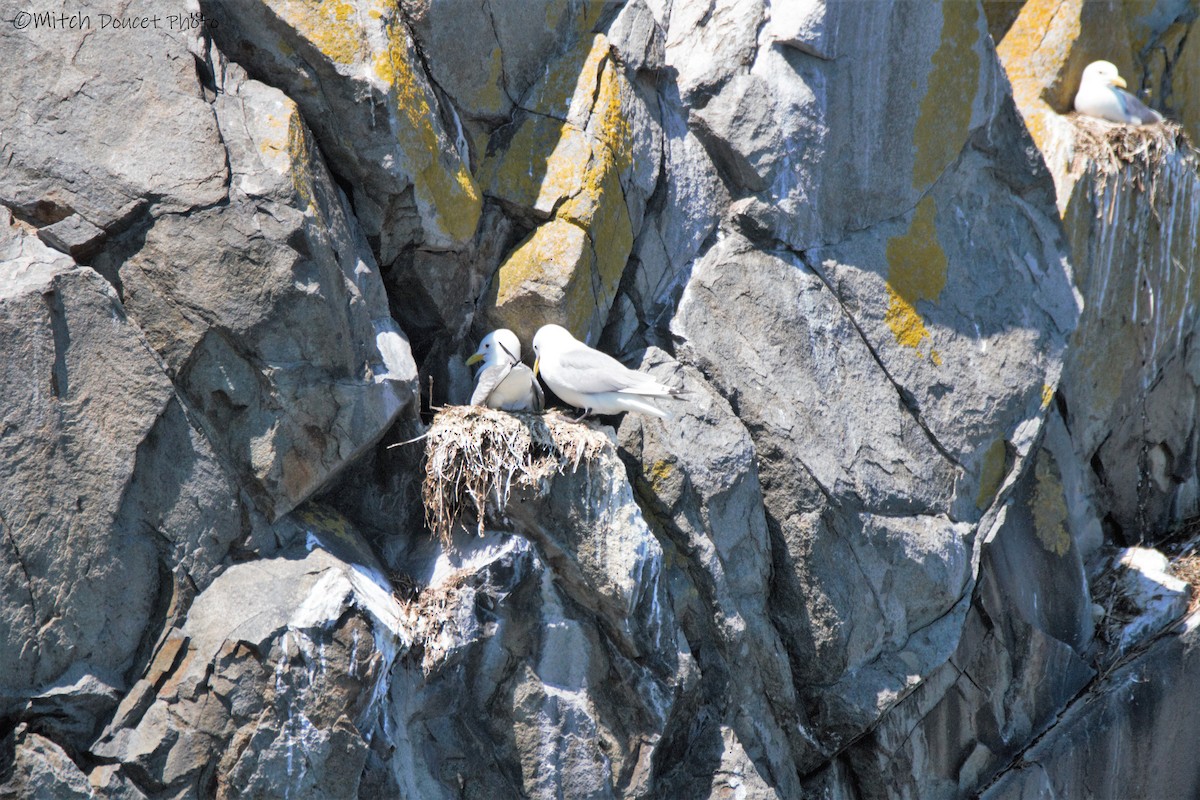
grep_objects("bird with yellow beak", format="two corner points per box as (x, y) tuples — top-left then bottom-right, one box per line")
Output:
(466, 329), (543, 412)
(1074, 60), (1163, 125)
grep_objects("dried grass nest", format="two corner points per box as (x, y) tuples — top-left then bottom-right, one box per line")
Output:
(420, 405), (609, 545)
(1069, 114), (1191, 177)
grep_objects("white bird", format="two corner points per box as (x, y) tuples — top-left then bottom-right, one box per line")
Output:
(531, 324), (684, 420)
(466, 329), (544, 412)
(1074, 60), (1162, 125)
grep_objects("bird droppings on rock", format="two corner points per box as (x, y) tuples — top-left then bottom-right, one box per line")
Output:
(421, 405), (609, 543)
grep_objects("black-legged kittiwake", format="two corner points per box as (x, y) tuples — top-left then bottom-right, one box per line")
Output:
(467, 329), (544, 412)
(1074, 60), (1163, 125)
(531, 324), (683, 419)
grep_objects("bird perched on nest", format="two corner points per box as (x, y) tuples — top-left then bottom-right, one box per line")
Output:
(1074, 60), (1163, 126)
(532, 324), (684, 420)
(467, 329), (544, 412)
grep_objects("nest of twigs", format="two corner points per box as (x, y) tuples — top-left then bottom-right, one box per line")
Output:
(1068, 114), (1190, 177)
(420, 406), (609, 545)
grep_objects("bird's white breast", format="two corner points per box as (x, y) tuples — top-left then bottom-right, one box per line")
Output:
(1075, 83), (1127, 123)
(490, 367), (537, 410)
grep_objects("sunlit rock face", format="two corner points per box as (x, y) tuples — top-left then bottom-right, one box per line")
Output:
(6, 0), (1200, 797)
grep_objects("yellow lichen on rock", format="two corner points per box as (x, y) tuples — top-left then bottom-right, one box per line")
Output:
(1031, 450), (1071, 557)
(995, 0), (1080, 153)
(480, 116), (594, 215)
(975, 437), (1009, 510)
(287, 112), (317, 213)
(252, 101), (315, 213)
(647, 459), (674, 493)
(524, 33), (608, 125)
(268, 0), (482, 244)
(491, 219), (597, 343)
(912, 0), (980, 191)
(885, 196), (945, 363)
(296, 504), (357, 547)
(572, 165), (633, 323)
(374, 16), (481, 243)
(485, 34), (636, 343)
(562, 55), (633, 224)
(882, 3), (979, 365)
(273, 0), (375, 67)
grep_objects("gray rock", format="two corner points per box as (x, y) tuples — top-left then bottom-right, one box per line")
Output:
(663, 0), (763, 103)
(382, 431), (693, 799)
(402, 0), (603, 127)
(93, 508), (406, 799)
(387, 202), (516, 349)
(202, 0), (483, 255)
(0, 0), (227, 229)
(673, 169), (1070, 746)
(623, 101), (727, 333)
(0, 212), (241, 721)
(18, 662), (122, 745)
(981, 607), (1200, 800)
(36, 214), (107, 261)
(707, 726), (786, 800)
(804, 133), (1077, 516)
(5, 0), (1193, 796)
(618, 351), (819, 789)
(765, 0), (833, 59)
(691, 74), (782, 193)
(0, 731), (92, 799)
(841, 459), (1096, 799)
(87, 765), (149, 800)
(674, 233), (958, 520)
(1055, 142), (1200, 543)
(607, 0), (665, 73)
(105, 66), (416, 520)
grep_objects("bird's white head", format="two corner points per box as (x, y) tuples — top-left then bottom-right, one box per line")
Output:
(1082, 60), (1126, 89)
(532, 324), (576, 377)
(467, 328), (522, 367)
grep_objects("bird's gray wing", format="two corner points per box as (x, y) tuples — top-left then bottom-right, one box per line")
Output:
(1117, 87), (1162, 124)
(520, 364), (545, 412)
(554, 347), (660, 394)
(471, 362), (512, 406)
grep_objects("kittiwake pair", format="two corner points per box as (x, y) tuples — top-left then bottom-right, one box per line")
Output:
(1074, 60), (1163, 126)
(467, 324), (683, 419)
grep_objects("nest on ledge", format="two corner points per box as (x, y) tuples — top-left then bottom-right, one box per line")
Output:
(1068, 114), (1190, 176)
(420, 405), (609, 545)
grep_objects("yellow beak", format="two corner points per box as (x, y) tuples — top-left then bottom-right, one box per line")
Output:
(466, 352), (484, 366)
(1113, 76), (1127, 89)
(533, 356), (540, 378)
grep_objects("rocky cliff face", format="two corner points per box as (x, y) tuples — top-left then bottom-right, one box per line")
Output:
(3, 0), (1200, 798)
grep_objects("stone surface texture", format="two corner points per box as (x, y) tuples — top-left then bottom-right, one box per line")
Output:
(4, 0), (1200, 797)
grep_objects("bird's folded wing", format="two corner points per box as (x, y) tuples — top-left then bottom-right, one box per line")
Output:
(471, 362), (512, 406)
(556, 349), (672, 396)
(526, 366), (546, 412)
(1117, 88), (1162, 123)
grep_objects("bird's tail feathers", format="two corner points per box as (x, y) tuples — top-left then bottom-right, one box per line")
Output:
(618, 382), (688, 399)
(618, 395), (672, 420)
